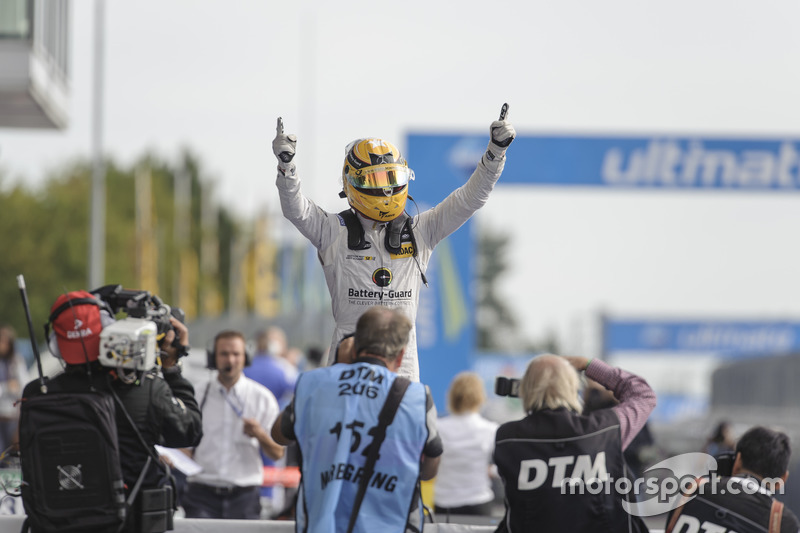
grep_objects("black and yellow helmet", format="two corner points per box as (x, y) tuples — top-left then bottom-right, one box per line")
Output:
(341, 138), (414, 222)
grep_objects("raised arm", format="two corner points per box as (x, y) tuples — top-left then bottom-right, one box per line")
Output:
(580, 358), (657, 450)
(272, 117), (336, 250)
(419, 105), (516, 246)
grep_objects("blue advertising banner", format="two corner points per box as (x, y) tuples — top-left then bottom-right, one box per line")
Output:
(406, 131), (800, 411)
(406, 135), (478, 411)
(409, 133), (800, 190)
(604, 319), (800, 358)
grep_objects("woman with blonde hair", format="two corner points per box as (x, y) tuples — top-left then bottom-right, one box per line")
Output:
(494, 354), (656, 532)
(434, 371), (499, 517)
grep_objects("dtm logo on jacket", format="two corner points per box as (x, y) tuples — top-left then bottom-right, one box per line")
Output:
(669, 516), (736, 533)
(518, 452), (609, 490)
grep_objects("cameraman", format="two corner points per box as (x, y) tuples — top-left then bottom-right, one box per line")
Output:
(21, 291), (203, 532)
(493, 355), (656, 533)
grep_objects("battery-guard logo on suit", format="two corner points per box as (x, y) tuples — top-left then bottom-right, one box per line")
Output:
(372, 268), (392, 287)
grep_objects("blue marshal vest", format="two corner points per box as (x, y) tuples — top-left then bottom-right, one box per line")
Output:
(293, 361), (429, 533)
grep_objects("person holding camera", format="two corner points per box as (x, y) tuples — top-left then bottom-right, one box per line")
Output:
(21, 289), (203, 532)
(665, 425), (799, 533)
(493, 354), (656, 533)
(271, 305), (443, 533)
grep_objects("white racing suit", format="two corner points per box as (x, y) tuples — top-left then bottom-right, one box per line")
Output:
(276, 152), (505, 381)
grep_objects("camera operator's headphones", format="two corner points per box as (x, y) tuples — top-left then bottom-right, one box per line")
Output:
(44, 290), (116, 364)
(206, 331), (253, 369)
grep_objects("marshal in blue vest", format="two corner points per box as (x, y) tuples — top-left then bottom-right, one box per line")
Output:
(292, 360), (430, 533)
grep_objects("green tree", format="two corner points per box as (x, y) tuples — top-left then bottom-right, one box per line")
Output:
(0, 151), (241, 345)
(476, 227), (559, 354)
(476, 229), (519, 351)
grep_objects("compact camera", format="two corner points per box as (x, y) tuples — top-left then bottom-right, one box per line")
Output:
(714, 451), (736, 477)
(495, 376), (521, 398)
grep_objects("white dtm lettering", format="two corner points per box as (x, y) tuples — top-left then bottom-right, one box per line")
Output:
(670, 515), (732, 533)
(518, 452), (609, 490)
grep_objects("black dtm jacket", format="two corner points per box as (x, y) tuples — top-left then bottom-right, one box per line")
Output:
(22, 362), (203, 489)
(494, 407), (647, 533)
(665, 475), (800, 533)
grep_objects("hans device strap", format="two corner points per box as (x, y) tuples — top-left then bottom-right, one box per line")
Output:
(338, 209), (417, 257)
(338, 209), (427, 286)
(346, 376), (411, 533)
(339, 209), (371, 251)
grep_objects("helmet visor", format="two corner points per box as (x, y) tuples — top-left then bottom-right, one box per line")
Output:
(346, 164), (414, 190)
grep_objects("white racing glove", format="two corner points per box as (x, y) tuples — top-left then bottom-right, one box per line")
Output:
(485, 106), (516, 162)
(272, 117), (297, 177)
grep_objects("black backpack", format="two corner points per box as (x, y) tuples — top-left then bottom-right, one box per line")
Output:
(19, 390), (129, 533)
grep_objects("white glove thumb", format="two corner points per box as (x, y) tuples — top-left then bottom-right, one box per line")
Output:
(486, 119), (516, 162)
(273, 117), (297, 175)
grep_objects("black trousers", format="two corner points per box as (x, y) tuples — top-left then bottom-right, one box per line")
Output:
(435, 501), (494, 517)
(181, 482), (261, 520)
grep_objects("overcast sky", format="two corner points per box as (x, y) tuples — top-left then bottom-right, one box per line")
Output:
(2, 0), (800, 348)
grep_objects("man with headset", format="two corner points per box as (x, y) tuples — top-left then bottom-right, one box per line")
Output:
(181, 330), (284, 519)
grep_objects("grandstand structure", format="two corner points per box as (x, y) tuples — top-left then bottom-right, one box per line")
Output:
(0, 0), (70, 129)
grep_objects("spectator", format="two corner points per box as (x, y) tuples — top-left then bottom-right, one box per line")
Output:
(245, 326), (295, 408)
(434, 371), (498, 518)
(703, 420), (736, 457)
(493, 354), (656, 532)
(0, 325), (28, 453)
(305, 345), (325, 370)
(666, 426), (799, 533)
(182, 330), (284, 519)
(271, 306), (443, 532)
(242, 327), (296, 513)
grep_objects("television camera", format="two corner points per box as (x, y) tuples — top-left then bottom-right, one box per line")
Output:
(91, 285), (188, 373)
